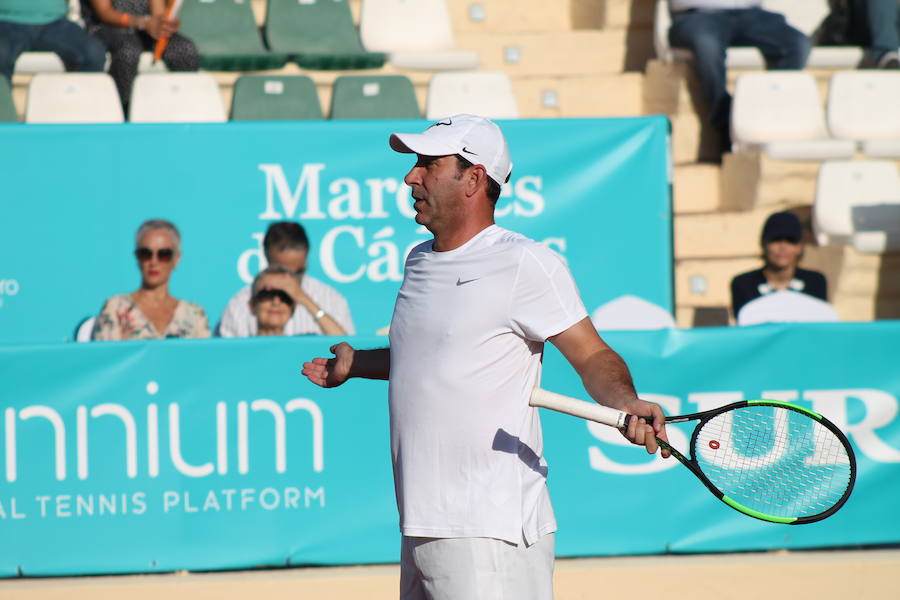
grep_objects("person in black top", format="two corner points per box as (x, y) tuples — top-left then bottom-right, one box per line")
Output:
(730, 211), (828, 319)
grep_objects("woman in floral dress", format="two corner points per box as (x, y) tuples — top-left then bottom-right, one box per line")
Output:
(92, 219), (210, 340)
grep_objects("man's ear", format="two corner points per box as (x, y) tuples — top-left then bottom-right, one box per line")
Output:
(466, 165), (488, 198)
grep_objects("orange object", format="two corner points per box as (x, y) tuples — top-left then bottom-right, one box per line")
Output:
(118, 13), (129, 27)
(152, 0), (184, 63)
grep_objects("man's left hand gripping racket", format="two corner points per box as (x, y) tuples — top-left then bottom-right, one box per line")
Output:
(530, 388), (856, 524)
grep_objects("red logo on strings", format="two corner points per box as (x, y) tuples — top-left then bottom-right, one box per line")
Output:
(709, 440), (720, 450)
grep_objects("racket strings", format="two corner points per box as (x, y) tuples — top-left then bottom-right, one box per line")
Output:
(694, 406), (852, 519)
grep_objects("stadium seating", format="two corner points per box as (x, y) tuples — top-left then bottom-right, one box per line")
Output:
(179, 0), (287, 71)
(25, 73), (124, 123)
(736, 290), (839, 325)
(14, 51), (167, 75)
(129, 73), (226, 123)
(827, 71), (900, 158)
(329, 75), (420, 119)
(730, 71), (855, 160)
(359, 0), (479, 70)
(230, 75), (323, 121)
(0, 77), (18, 122)
(264, 0), (385, 70)
(425, 71), (519, 120)
(813, 160), (900, 253)
(653, 0), (864, 68)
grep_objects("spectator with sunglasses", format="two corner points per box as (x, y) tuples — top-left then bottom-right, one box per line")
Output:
(730, 210), (828, 320)
(249, 265), (299, 336)
(92, 219), (210, 340)
(219, 221), (354, 337)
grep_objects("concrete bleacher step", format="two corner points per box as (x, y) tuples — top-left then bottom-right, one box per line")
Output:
(352, 0), (653, 34)
(720, 153), (823, 212)
(446, 0), (592, 33)
(455, 30), (655, 76)
(674, 208), (785, 260)
(832, 248), (900, 320)
(514, 73), (644, 118)
(594, 0), (656, 30)
(673, 163), (723, 213)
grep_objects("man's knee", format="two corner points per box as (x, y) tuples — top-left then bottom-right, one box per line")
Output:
(670, 18), (727, 59)
(770, 28), (810, 69)
(80, 36), (107, 72)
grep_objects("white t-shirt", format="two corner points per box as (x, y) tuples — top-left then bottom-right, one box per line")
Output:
(218, 275), (355, 337)
(388, 225), (588, 545)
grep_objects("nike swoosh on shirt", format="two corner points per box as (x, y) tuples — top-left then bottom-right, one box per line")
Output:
(456, 277), (480, 286)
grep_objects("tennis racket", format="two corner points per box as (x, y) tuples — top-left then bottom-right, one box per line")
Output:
(530, 387), (856, 524)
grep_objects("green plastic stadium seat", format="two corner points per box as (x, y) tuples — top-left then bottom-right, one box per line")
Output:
(179, 0), (287, 71)
(0, 77), (18, 122)
(330, 75), (420, 119)
(264, 0), (385, 71)
(230, 75), (324, 121)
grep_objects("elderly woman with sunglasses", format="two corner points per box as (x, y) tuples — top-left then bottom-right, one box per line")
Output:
(249, 265), (300, 336)
(92, 219), (210, 340)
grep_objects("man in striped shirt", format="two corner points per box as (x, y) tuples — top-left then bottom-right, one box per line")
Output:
(218, 221), (355, 337)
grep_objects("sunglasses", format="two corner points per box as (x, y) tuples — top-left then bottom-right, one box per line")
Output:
(253, 288), (295, 308)
(135, 247), (175, 262)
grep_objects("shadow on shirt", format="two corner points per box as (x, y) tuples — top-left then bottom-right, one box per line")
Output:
(492, 429), (548, 478)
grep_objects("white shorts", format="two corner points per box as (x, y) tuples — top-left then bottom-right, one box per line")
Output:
(399, 533), (555, 600)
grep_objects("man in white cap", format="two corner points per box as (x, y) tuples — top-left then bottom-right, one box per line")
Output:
(302, 114), (669, 599)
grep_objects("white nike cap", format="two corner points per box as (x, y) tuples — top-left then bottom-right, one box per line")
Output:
(389, 114), (512, 187)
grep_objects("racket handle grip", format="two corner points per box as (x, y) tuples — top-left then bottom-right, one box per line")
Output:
(529, 387), (628, 428)
(623, 413), (656, 429)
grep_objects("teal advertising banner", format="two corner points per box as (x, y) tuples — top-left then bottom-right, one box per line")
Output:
(1, 322), (899, 576)
(0, 118), (671, 344)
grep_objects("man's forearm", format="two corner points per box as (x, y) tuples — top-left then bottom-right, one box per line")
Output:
(349, 347), (391, 380)
(579, 347), (639, 410)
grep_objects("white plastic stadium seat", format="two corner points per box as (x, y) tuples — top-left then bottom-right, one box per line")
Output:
(827, 71), (900, 158)
(359, 0), (478, 70)
(813, 160), (900, 253)
(129, 73), (226, 123)
(654, 0), (863, 68)
(426, 71), (519, 120)
(14, 51), (166, 75)
(731, 72), (855, 160)
(75, 316), (96, 342)
(25, 73), (124, 123)
(14, 52), (65, 73)
(737, 290), (839, 325)
(590, 295), (676, 331)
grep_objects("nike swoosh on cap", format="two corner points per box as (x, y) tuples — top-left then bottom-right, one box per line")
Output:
(461, 146), (478, 155)
(430, 118), (453, 128)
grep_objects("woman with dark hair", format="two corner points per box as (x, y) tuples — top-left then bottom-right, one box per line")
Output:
(93, 219), (209, 340)
(730, 211), (828, 319)
(81, 0), (199, 112)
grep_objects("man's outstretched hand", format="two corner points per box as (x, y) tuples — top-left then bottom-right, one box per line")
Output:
(301, 342), (355, 388)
